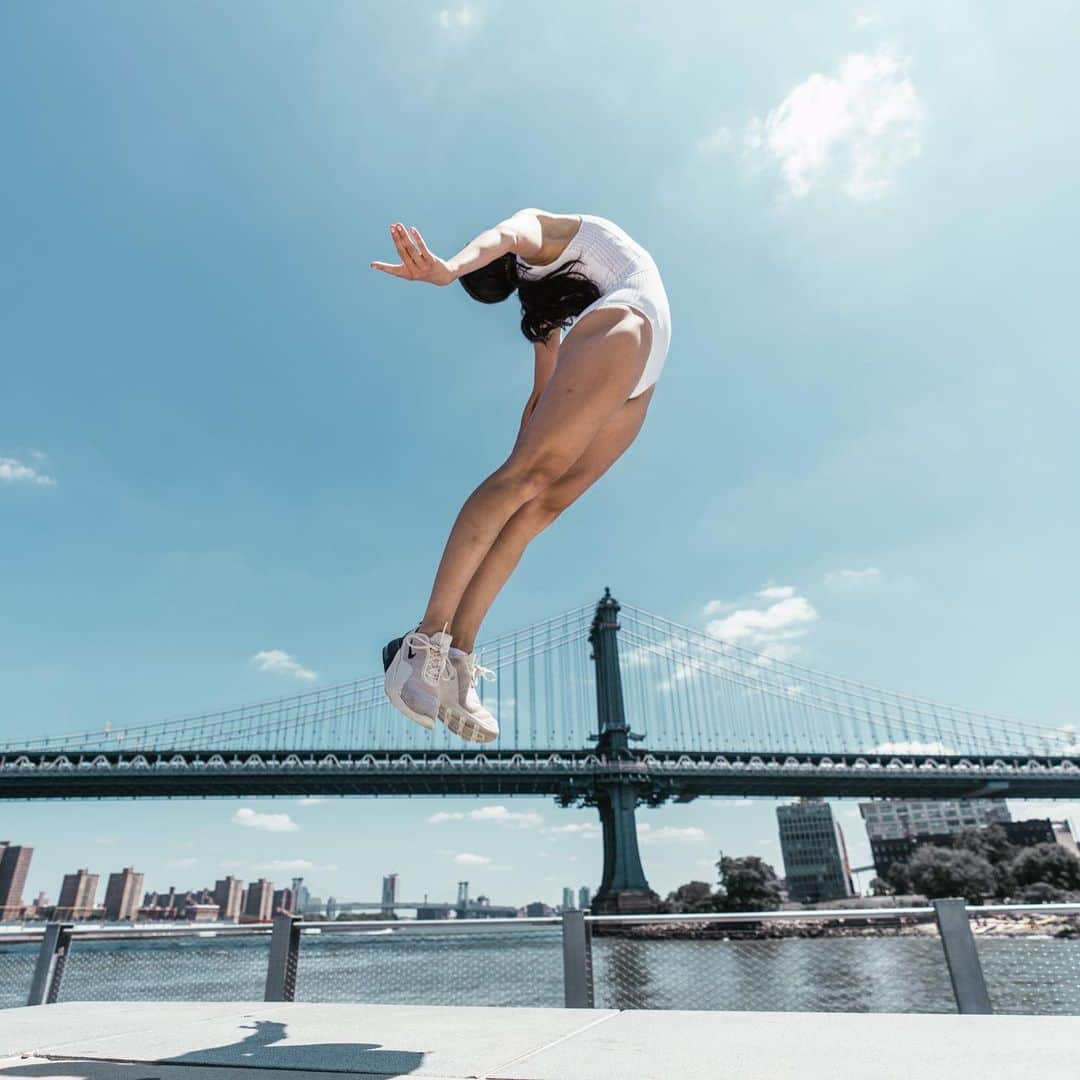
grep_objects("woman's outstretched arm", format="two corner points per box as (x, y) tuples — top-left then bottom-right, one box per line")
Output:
(515, 330), (560, 444)
(370, 210), (542, 285)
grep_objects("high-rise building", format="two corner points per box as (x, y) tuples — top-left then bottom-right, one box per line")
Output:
(243, 879), (273, 922)
(1053, 820), (1080, 857)
(291, 877), (311, 914)
(382, 874), (399, 914)
(103, 868), (144, 922)
(456, 881), (469, 909)
(562, 887), (576, 911)
(578, 886), (592, 911)
(57, 869), (100, 920)
(0, 842), (34, 920)
(861, 799), (1013, 877)
(777, 800), (855, 904)
(326, 896), (338, 919)
(213, 876), (244, 921)
(272, 887), (296, 915)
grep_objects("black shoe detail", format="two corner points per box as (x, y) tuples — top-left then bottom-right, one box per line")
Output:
(382, 636), (404, 672)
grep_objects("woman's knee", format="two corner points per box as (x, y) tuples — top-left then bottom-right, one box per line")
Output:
(498, 453), (571, 501)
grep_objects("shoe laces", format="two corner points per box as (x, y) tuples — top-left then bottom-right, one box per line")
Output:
(464, 653), (496, 690)
(403, 629), (453, 685)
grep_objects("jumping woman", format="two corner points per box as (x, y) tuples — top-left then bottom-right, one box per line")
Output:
(372, 209), (671, 744)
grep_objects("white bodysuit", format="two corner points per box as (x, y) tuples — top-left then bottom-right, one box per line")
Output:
(515, 214), (671, 400)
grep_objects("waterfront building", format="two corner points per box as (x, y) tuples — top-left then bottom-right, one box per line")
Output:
(326, 896), (338, 919)
(291, 877), (311, 913)
(862, 800), (1024, 877)
(578, 886), (592, 911)
(456, 881), (469, 909)
(212, 876), (244, 921)
(104, 868), (144, 922)
(243, 879), (274, 922)
(562, 887), (576, 911)
(525, 901), (555, 917)
(272, 887), (296, 915)
(0, 842), (34, 920)
(56, 868), (100, 920)
(869, 816), (1080, 878)
(777, 799), (855, 904)
(382, 873), (399, 914)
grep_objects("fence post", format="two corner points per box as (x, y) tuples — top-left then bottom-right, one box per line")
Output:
(933, 898), (993, 1014)
(27, 922), (73, 1006)
(562, 910), (594, 1008)
(264, 915), (302, 1002)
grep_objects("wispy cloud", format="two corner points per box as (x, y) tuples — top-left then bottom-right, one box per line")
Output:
(297, 796), (329, 806)
(251, 649), (317, 682)
(701, 49), (922, 202)
(429, 805), (543, 828)
(255, 858), (339, 873)
(854, 11), (882, 28)
(638, 824), (708, 846)
(704, 587), (819, 661)
(232, 807), (299, 833)
(452, 852), (491, 866)
(0, 456), (56, 487)
(166, 856), (199, 869)
(437, 4), (480, 33)
(543, 822), (601, 839)
(825, 567), (883, 588)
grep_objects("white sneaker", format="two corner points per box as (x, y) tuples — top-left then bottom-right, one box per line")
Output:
(440, 647), (500, 744)
(383, 629), (457, 731)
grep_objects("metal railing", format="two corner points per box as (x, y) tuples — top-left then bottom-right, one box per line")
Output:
(3, 901), (1078, 1015)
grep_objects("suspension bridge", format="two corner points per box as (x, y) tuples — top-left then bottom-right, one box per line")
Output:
(3, 590), (1078, 911)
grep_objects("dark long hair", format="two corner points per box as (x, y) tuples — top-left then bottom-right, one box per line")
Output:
(459, 252), (601, 343)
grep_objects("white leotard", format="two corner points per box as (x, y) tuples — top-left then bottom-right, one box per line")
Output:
(515, 214), (671, 399)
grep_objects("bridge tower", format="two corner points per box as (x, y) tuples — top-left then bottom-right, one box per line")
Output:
(589, 588), (661, 915)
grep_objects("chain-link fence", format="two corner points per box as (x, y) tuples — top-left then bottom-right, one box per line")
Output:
(5, 903), (1080, 1016)
(293, 923), (564, 1008)
(55, 932), (268, 1003)
(0, 939), (41, 1009)
(589, 919), (956, 1013)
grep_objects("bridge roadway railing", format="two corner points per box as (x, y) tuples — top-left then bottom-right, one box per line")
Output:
(4, 902), (1079, 1016)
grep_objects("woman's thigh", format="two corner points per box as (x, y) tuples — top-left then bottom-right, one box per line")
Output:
(508, 305), (652, 480)
(532, 386), (653, 515)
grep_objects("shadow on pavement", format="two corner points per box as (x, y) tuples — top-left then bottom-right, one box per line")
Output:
(0, 1018), (427, 1078)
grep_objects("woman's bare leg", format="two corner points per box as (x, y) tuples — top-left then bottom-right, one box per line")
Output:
(417, 307), (651, 637)
(450, 389), (653, 653)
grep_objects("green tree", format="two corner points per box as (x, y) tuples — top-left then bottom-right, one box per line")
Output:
(1012, 881), (1080, 904)
(664, 880), (717, 913)
(1007, 843), (1080, 892)
(869, 876), (894, 897)
(952, 824), (1017, 865)
(903, 845), (996, 903)
(716, 855), (783, 912)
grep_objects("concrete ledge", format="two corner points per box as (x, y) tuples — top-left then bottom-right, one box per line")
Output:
(1, 1001), (1078, 1079)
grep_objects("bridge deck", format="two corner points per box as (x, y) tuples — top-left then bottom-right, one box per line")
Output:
(1, 1001), (1076, 1078)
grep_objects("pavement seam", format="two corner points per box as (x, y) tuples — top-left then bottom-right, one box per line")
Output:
(480, 1010), (621, 1080)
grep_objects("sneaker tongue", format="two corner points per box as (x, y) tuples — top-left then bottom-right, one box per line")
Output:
(430, 631), (453, 649)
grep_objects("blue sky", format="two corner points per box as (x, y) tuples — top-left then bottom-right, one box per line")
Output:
(2, 1), (1079, 910)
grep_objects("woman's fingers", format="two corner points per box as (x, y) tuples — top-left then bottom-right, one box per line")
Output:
(370, 260), (409, 277)
(411, 227), (433, 261)
(390, 223), (423, 273)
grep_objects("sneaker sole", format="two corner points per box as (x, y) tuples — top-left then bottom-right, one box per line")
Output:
(382, 636), (437, 731)
(438, 704), (499, 744)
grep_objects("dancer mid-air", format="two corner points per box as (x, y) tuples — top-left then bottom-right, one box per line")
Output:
(371, 209), (671, 744)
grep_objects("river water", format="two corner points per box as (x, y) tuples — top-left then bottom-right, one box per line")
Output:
(2, 927), (1078, 1015)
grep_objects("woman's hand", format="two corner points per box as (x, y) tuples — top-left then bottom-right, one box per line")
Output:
(370, 223), (454, 286)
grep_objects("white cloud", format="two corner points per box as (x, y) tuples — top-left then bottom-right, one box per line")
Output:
(701, 599), (736, 618)
(428, 805), (543, 828)
(705, 592), (819, 657)
(757, 585), (796, 600)
(437, 4), (479, 32)
(255, 858), (339, 873)
(166, 856), (198, 869)
(704, 50), (922, 201)
(854, 11), (882, 28)
(825, 567), (883, 588)
(452, 852), (491, 866)
(0, 456), (55, 487)
(872, 741), (953, 755)
(638, 824), (708, 846)
(544, 822), (602, 839)
(251, 649), (317, 682)
(232, 808), (299, 833)
(297, 797), (329, 806)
